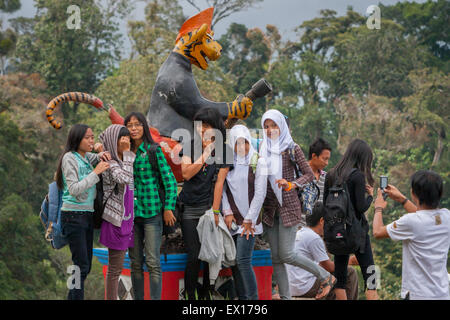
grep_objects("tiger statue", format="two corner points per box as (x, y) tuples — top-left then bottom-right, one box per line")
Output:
(147, 7), (254, 139)
(108, 8), (254, 182)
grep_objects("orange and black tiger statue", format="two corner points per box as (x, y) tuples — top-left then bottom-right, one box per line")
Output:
(47, 7), (271, 183)
(147, 7), (254, 138)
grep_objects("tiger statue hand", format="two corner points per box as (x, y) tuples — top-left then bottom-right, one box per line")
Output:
(227, 94), (253, 120)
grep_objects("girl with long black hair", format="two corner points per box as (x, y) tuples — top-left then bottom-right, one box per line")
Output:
(124, 112), (178, 300)
(56, 124), (110, 300)
(179, 107), (233, 300)
(323, 139), (379, 300)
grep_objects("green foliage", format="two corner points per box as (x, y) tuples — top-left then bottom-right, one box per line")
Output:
(0, 26), (17, 74)
(0, 113), (34, 203)
(218, 23), (277, 127)
(0, 0), (21, 13)
(0, 194), (66, 299)
(14, 0), (130, 97)
(331, 21), (429, 98)
(185, 0), (263, 28)
(380, 0), (450, 70)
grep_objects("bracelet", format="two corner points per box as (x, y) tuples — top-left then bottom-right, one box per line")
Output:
(213, 210), (221, 215)
(401, 198), (408, 206)
(285, 182), (293, 192)
(374, 207), (383, 212)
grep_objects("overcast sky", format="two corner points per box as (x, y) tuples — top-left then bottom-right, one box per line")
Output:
(3, 0), (429, 57)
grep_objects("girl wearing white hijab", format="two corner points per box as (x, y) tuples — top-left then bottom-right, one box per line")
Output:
(222, 125), (267, 300)
(260, 109), (335, 300)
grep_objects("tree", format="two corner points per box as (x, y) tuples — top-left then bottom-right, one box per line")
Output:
(185, 0), (263, 28)
(290, 8), (365, 103)
(0, 194), (66, 299)
(0, 0), (20, 13)
(380, 0), (450, 70)
(0, 112), (34, 203)
(14, 0), (132, 100)
(0, 0), (20, 74)
(128, 0), (186, 59)
(0, 73), (67, 209)
(0, 73), (106, 299)
(402, 68), (449, 168)
(0, 25), (16, 74)
(218, 23), (276, 127)
(331, 21), (430, 99)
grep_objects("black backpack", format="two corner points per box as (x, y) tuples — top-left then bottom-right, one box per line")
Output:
(323, 169), (364, 255)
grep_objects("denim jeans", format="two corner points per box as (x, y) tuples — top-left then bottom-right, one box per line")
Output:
(264, 211), (330, 300)
(61, 211), (94, 300)
(128, 215), (162, 300)
(231, 234), (258, 300)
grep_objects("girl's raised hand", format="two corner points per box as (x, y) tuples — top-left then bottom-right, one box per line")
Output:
(119, 136), (131, 152)
(366, 184), (374, 197)
(99, 151), (112, 162)
(94, 143), (103, 153)
(94, 161), (110, 175)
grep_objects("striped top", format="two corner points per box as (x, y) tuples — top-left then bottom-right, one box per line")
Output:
(316, 170), (327, 203)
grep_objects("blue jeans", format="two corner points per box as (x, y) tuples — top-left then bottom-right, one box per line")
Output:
(231, 234), (258, 300)
(264, 212), (330, 300)
(129, 215), (162, 300)
(61, 211), (94, 300)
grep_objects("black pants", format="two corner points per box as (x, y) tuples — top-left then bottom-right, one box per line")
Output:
(61, 211), (94, 300)
(181, 217), (212, 300)
(334, 233), (376, 291)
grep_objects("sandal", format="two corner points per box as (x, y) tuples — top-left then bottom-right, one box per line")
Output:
(315, 275), (336, 300)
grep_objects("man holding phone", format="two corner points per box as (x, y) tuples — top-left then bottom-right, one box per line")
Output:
(372, 170), (450, 300)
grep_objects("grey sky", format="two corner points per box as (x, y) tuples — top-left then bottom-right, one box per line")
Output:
(4, 0), (429, 57)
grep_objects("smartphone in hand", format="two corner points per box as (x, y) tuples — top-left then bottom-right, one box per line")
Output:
(380, 176), (388, 200)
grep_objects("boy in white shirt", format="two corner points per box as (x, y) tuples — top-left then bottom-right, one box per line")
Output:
(287, 203), (359, 300)
(373, 170), (450, 300)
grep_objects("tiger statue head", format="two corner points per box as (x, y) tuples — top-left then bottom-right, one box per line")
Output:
(173, 7), (222, 70)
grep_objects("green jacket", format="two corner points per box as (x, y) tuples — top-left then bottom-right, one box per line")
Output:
(133, 143), (177, 218)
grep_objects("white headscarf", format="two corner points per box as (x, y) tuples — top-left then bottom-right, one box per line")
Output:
(225, 125), (255, 215)
(260, 109), (295, 206)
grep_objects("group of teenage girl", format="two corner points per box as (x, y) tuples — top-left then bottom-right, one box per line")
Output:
(57, 107), (379, 300)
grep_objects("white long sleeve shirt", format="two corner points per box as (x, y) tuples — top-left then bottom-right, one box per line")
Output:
(222, 157), (268, 236)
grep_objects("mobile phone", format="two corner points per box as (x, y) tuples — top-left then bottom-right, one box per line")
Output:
(231, 221), (239, 232)
(380, 176), (388, 200)
(380, 176), (388, 190)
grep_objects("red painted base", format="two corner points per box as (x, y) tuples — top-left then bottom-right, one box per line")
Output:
(102, 265), (273, 300)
